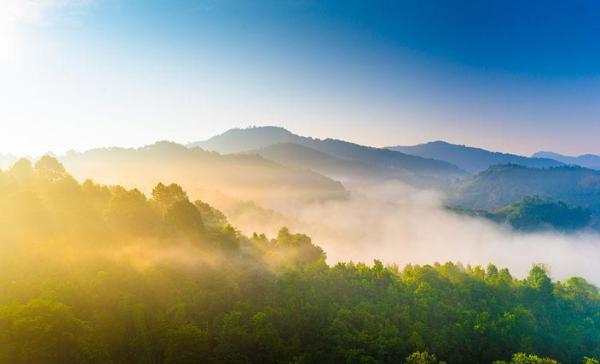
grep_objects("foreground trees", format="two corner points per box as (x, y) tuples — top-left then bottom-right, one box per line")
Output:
(0, 157), (598, 364)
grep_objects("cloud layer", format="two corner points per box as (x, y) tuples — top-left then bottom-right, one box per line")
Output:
(229, 181), (600, 284)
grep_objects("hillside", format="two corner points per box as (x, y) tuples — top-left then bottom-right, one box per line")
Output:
(190, 127), (467, 180)
(0, 158), (598, 364)
(60, 141), (346, 209)
(449, 196), (592, 232)
(534, 151), (600, 170)
(247, 142), (424, 184)
(389, 141), (563, 173)
(450, 164), (600, 212)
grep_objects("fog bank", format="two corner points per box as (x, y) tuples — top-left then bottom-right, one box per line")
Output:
(229, 181), (600, 284)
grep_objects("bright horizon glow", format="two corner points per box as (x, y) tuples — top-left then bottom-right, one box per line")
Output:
(2, 0), (600, 157)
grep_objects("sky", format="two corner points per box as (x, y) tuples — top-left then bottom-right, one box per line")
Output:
(2, 0), (600, 156)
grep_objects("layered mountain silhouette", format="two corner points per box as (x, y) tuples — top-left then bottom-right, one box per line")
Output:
(450, 164), (600, 213)
(246, 142), (431, 184)
(51, 128), (600, 231)
(61, 141), (346, 209)
(388, 141), (563, 173)
(533, 151), (600, 170)
(189, 127), (467, 183)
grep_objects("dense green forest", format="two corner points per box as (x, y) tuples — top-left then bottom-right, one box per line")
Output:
(451, 164), (600, 213)
(449, 197), (592, 232)
(0, 157), (599, 363)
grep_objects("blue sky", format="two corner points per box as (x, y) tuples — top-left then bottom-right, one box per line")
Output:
(1, 0), (600, 155)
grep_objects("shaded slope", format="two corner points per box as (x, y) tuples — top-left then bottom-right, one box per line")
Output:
(450, 164), (600, 212)
(450, 196), (592, 232)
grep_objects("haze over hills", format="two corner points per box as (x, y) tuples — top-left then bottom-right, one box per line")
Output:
(450, 164), (600, 213)
(189, 126), (467, 182)
(60, 141), (346, 210)
(8, 1), (600, 362)
(246, 142), (437, 185)
(2, 158), (600, 363)
(247, 142), (373, 180)
(388, 140), (564, 174)
(534, 151), (600, 170)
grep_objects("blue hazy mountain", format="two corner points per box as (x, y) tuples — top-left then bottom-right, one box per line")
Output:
(533, 151), (600, 170)
(245, 142), (431, 184)
(388, 141), (564, 173)
(189, 127), (467, 181)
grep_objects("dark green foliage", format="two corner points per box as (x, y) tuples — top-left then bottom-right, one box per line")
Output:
(450, 196), (592, 232)
(494, 197), (590, 231)
(451, 164), (600, 213)
(406, 351), (447, 364)
(0, 299), (94, 364)
(493, 353), (560, 364)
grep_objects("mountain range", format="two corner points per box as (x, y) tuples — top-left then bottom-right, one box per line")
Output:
(9, 126), (597, 233)
(449, 164), (600, 214)
(388, 140), (564, 173)
(189, 127), (467, 185)
(60, 141), (346, 209)
(533, 151), (600, 170)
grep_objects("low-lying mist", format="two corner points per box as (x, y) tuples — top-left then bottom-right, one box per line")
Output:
(223, 180), (600, 284)
(47, 146), (600, 284)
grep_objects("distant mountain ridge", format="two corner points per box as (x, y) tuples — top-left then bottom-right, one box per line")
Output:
(247, 142), (422, 184)
(191, 126), (302, 154)
(388, 140), (564, 173)
(450, 164), (600, 213)
(189, 127), (467, 182)
(60, 141), (347, 209)
(533, 151), (600, 170)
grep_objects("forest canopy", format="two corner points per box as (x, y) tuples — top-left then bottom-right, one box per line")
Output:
(0, 157), (598, 364)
